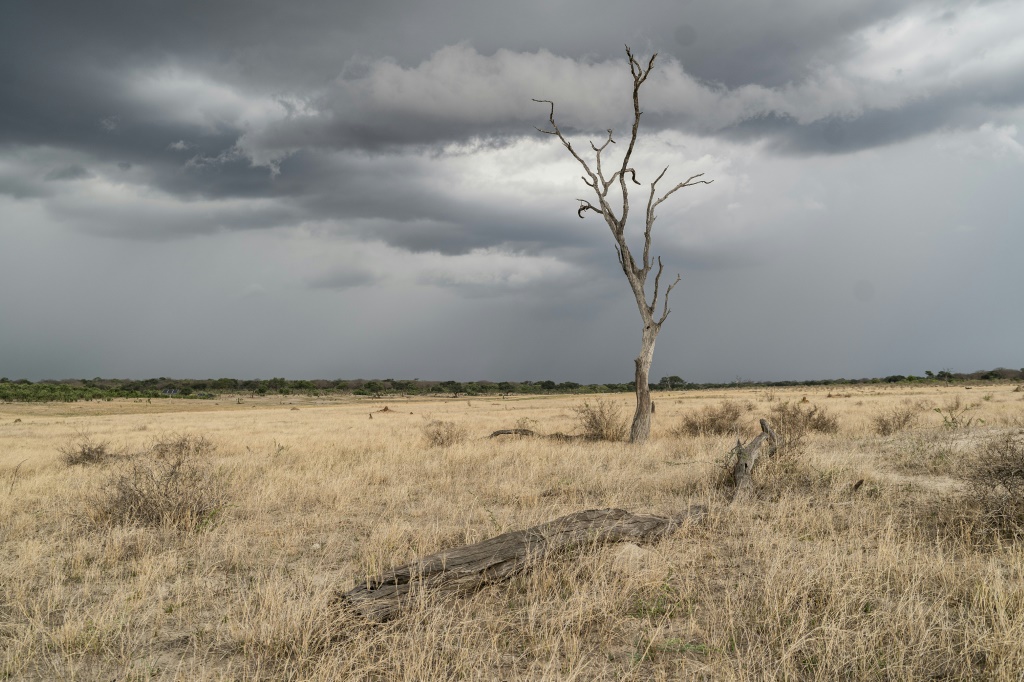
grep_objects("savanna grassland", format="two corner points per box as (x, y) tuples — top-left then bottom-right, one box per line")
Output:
(2, 385), (1023, 680)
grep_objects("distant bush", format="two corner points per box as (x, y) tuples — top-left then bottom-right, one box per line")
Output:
(422, 420), (468, 448)
(961, 433), (1024, 538)
(60, 434), (120, 466)
(95, 434), (225, 531)
(572, 400), (628, 441)
(771, 401), (838, 434)
(767, 401), (839, 454)
(675, 401), (744, 437)
(934, 396), (982, 430)
(873, 402), (920, 436)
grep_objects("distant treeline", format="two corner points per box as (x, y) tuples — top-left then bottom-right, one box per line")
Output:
(2, 368), (1023, 403)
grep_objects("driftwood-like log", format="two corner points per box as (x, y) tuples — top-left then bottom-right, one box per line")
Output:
(488, 428), (538, 438)
(339, 506), (706, 621)
(731, 418), (779, 493)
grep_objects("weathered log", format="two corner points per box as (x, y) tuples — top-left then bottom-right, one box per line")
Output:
(488, 428), (538, 438)
(731, 418), (779, 493)
(338, 506), (707, 621)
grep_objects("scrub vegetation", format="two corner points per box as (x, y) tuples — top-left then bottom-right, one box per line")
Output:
(2, 384), (1023, 680)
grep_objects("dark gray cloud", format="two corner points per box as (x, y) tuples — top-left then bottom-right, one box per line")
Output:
(307, 268), (381, 291)
(43, 165), (92, 182)
(1, 0), (1022, 382)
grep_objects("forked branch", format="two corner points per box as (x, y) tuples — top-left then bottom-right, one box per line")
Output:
(652, 172), (713, 213)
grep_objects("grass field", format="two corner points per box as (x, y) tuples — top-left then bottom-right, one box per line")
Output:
(2, 385), (1023, 680)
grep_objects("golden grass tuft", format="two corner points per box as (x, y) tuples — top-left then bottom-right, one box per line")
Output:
(675, 400), (744, 436)
(421, 419), (468, 448)
(872, 400), (922, 436)
(572, 398), (629, 441)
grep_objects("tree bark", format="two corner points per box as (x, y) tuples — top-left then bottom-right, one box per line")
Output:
(630, 324), (658, 443)
(731, 418), (779, 495)
(338, 506), (706, 622)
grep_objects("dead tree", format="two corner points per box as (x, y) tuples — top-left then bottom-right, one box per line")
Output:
(338, 506), (706, 621)
(535, 46), (711, 443)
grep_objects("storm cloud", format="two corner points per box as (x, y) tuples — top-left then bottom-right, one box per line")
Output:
(1, 0), (1022, 382)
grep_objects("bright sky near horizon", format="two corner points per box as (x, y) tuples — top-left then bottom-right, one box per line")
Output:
(2, 0), (1022, 382)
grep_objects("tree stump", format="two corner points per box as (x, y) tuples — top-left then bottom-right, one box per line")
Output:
(338, 506), (706, 621)
(731, 418), (779, 494)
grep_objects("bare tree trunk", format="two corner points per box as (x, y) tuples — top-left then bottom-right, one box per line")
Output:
(630, 324), (657, 443)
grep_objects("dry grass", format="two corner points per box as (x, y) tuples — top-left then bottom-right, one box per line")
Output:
(58, 432), (121, 466)
(1, 386), (1023, 679)
(960, 432), (1024, 539)
(872, 401), (922, 436)
(675, 400), (745, 436)
(767, 401), (840, 453)
(421, 419), (468, 448)
(93, 434), (226, 531)
(572, 399), (629, 441)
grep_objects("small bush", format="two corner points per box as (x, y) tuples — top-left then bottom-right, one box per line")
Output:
(934, 396), (982, 430)
(59, 434), (120, 466)
(767, 401), (839, 454)
(514, 416), (539, 432)
(676, 401), (743, 437)
(572, 400), (628, 441)
(961, 433), (1024, 538)
(96, 434), (225, 531)
(422, 420), (468, 448)
(873, 403), (920, 436)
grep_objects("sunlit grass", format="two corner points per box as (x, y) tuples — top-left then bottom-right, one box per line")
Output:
(1, 385), (1023, 679)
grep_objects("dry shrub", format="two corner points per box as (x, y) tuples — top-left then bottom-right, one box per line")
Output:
(572, 399), (628, 441)
(934, 395), (982, 430)
(676, 401), (743, 437)
(95, 434), (225, 531)
(422, 420), (468, 448)
(59, 433), (120, 466)
(873, 402), (920, 436)
(960, 433), (1024, 538)
(767, 401), (838, 454)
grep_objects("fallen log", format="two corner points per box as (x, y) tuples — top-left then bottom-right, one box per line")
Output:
(487, 429), (589, 441)
(338, 506), (707, 621)
(488, 428), (538, 438)
(731, 418), (779, 494)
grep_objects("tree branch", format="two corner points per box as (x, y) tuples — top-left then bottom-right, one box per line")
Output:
(591, 129), (615, 188)
(652, 173), (713, 213)
(651, 256), (665, 315)
(605, 168), (641, 193)
(657, 273), (681, 326)
(533, 98), (621, 228)
(577, 200), (602, 219)
(617, 47), (656, 235)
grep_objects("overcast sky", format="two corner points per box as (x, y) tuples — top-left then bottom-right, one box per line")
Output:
(2, 0), (1022, 383)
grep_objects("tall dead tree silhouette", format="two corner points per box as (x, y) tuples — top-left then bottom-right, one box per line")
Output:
(534, 46), (712, 443)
